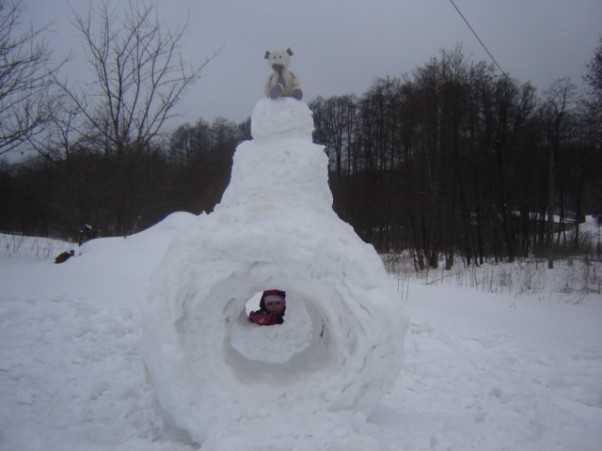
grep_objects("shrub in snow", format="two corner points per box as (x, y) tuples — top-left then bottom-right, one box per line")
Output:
(54, 250), (74, 264)
(140, 98), (408, 444)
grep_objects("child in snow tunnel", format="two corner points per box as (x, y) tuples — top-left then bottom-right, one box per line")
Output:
(249, 289), (286, 326)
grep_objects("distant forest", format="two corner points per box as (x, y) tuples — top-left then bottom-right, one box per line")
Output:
(1, 0), (601, 268)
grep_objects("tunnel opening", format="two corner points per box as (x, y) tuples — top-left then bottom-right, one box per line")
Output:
(226, 290), (334, 385)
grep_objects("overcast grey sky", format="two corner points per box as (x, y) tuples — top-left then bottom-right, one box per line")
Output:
(23, 0), (602, 126)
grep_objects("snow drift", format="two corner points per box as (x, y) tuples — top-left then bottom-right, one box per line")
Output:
(140, 98), (408, 444)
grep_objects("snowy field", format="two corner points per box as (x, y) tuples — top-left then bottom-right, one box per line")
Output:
(1, 221), (601, 450)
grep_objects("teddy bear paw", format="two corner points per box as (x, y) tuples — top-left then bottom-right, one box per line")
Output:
(291, 88), (303, 100)
(269, 84), (284, 99)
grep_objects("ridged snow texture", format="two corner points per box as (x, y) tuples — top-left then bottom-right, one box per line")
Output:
(141, 97), (408, 444)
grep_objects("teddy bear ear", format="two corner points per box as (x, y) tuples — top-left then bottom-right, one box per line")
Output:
(287, 48), (293, 56)
(264, 51), (270, 59)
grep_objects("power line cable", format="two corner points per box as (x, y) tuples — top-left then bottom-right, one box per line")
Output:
(448, 0), (506, 75)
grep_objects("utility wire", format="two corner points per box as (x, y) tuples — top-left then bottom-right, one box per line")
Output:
(449, 0), (506, 76)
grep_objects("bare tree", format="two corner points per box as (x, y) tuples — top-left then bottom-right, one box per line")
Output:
(55, 0), (213, 233)
(310, 94), (357, 177)
(0, 0), (62, 156)
(583, 37), (602, 145)
(542, 77), (577, 268)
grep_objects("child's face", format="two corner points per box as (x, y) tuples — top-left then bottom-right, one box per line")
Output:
(264, 295), (285, 313)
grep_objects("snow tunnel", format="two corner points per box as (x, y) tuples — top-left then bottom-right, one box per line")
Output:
(140, 98), (408, 443)
(228, 290), (332, 383)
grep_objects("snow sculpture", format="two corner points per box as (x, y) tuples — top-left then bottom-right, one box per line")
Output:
(141, 98), (408, 445)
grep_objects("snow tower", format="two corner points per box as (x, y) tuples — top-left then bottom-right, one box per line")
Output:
(141, 97), (408, 445)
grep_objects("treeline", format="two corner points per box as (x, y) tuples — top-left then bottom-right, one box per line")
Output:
(1, 45), (601, 268)
(311, 47), (602, 267)
(0, 118), (249, 238)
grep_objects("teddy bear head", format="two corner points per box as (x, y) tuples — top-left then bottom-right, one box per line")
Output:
(265, 48), (293, 73)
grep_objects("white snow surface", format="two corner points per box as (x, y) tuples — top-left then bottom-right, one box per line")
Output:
(2, 231), (602, 450)
(0, 101), (600, 450)
(140, 98), (408, 446)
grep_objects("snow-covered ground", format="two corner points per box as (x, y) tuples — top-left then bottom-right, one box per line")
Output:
(1, 221), (601, 450)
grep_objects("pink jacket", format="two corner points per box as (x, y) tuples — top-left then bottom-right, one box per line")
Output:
(249, 310), (284, 326)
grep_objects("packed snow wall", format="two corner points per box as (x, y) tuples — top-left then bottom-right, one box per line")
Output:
(141, 98), (408, 444)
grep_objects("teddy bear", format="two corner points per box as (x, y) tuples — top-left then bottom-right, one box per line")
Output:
(264, 48), (303, 100)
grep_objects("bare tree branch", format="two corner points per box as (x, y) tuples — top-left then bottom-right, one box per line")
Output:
(61, 0), (214, 157)
(0, 0), (66, 155)
(48, 0), (216, 233)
